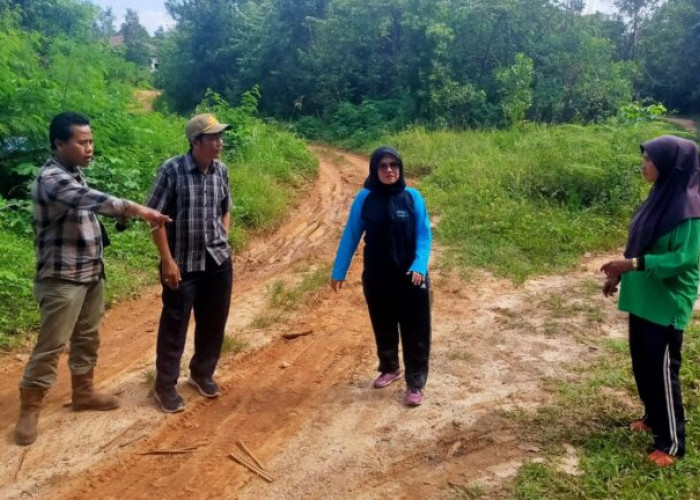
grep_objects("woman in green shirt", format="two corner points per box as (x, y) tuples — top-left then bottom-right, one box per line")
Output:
(601, 135), (700, 467)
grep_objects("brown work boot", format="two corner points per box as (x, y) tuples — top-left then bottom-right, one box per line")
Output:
(71, 368), (120, 411)
(15, 386), (46, 446)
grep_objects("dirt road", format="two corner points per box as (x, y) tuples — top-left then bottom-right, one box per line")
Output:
(0, 147), (627, 499)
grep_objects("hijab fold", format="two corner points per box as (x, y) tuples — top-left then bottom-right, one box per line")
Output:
(625, 135), (700, 257)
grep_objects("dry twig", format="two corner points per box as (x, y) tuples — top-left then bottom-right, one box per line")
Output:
(118, 433), (148, 448)
(236, 440), (267, 470)
(98, 420), (143, 452)
(282, 329), (313, 340)
(15, 448), (29, 480)
(141, 447), (198, 455)
(229, 451), (274, 482)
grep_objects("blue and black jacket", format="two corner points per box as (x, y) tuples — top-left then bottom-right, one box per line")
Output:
(331, 147), (431, 280)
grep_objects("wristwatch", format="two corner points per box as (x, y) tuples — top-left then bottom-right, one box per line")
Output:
(631, 257), (638, 270)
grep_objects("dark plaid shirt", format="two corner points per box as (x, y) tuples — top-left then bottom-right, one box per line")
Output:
(32, 158), (130, 282)
(146, 153), (232, 273)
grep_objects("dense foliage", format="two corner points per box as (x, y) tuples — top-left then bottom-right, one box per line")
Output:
(636, 0), (700, 114)
(154, 0), (699, 139)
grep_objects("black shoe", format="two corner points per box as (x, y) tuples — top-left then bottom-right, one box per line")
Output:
(154, 386), (185, 413)
(188, 375), (221, 398)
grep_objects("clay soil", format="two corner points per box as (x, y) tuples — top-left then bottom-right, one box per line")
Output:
(0, 147), (627, 499)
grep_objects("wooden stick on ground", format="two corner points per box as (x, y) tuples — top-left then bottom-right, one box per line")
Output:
(236, 440), (267, 471)
(229, 451), (274, 482)
(98, 420), (143, 452)
(118, 433), (148, 449)
(282, 329), (313, 340)
(141, 448), (197, 455)
(14, 448), (29, 480)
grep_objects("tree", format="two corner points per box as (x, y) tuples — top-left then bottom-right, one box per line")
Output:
(157, 0), (248, 112)
(497, 53), (533, 125)
(637, 0), (700, 113)
(11, 0), (100, 40)
(97, 7), (116, 38)
(121, 9), (152, 67)
(614, 0), (659, 58)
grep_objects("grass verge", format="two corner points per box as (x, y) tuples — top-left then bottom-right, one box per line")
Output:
(507, 316), (700, 499)
(373, 122), (683, 282)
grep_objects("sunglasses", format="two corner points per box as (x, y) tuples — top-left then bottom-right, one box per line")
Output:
(378, 161), (400, 171)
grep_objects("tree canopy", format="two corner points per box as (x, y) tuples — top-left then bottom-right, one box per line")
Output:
(152, 0), (698, 130)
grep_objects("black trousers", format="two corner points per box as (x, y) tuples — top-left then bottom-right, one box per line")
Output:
(629, 314), (685, 457)
(155, 253), (233, 389)
(362, 269), (431, 389)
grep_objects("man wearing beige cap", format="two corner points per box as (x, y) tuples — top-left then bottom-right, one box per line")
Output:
(145, 113), (233, 413)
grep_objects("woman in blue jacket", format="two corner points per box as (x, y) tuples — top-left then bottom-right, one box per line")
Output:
(331, 146), (432, 406)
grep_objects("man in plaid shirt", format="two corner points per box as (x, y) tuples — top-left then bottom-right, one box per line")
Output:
(14, 111), (171, 446)
(146, 113), (233, 413)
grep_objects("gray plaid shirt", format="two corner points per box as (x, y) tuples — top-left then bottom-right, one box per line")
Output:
(32, 158), (130, 282)
(146, 153), (232, 273)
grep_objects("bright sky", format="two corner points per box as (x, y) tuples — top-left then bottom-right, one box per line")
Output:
(585, 0), (616, 14)
(88, 0), (617, 36)
(88, 0), (174, 34)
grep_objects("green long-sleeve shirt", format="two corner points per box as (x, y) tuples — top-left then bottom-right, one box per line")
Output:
(619, 218), (700, 330)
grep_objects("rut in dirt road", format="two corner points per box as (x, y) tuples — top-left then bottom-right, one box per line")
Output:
(0, 147), (627, 500)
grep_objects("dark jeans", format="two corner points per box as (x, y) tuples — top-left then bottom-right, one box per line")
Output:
(629, 314), (685, 457)
(362, 269), (431, 389)
(155, 253), (232, 390)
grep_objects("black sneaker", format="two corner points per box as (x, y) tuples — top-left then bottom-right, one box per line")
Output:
(154, 386), (185, 413)
(188, 375), (221, 398)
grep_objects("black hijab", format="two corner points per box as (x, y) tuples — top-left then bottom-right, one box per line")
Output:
(625, 135), (700, 257)
(364, 146), (406, 196)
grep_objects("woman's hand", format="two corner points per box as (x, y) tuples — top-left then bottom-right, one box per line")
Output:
(600, 259), (634, 279)
(407, 271), (424, 286)
(602, 275), (621, 297)
(330, 279), (344, 292)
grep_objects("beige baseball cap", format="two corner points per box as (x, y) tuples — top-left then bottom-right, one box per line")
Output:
(186, 113), (231, 142)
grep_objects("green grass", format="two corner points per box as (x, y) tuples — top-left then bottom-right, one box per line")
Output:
(507, 319), (700, 499)
(268, 264), (331, 309)
(221, 334), (248, 355)
(249, 264), (331, 329)
(373, 122), (678, 282)
(445, 482), (486, 499)
(0, 227), (37, 347)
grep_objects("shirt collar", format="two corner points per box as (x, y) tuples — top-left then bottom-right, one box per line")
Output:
(186, 153), (219, 175)
(49, 157), (82, 177)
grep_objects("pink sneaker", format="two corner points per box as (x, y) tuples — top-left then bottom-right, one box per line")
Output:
(373, 370), (402, 389)
(404, 387), (424, 406)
